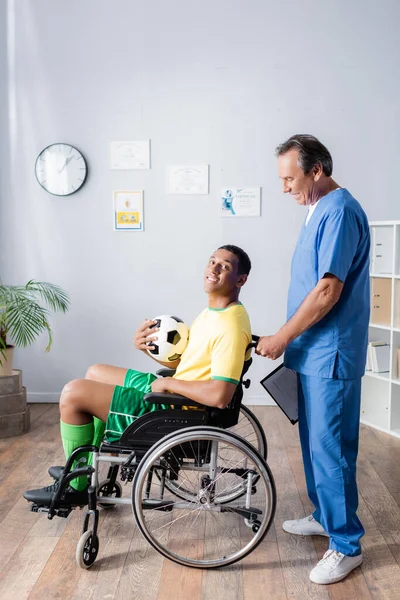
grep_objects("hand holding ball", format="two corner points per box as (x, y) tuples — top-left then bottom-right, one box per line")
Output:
(147, 315), (189, 363)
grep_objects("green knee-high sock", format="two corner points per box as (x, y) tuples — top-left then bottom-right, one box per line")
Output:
(86, 417), (106, 467)
(92, 417), (106, 450)
(60, 420), (94, 491)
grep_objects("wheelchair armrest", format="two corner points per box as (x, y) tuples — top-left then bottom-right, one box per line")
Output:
(156, 368), (176, 377)
(143, 392), (204, 408)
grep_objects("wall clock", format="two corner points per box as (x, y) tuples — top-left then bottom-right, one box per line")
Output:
(35, 143), (87, 196)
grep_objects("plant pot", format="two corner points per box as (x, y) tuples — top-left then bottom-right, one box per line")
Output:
(0, 346), (14, 377)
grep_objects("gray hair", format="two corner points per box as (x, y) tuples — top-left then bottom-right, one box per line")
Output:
(275, 134), (333, 177)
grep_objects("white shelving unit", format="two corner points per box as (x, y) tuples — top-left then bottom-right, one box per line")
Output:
(361, 221), (400, 437)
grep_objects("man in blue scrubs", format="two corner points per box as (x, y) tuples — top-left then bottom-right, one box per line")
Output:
(257, 134), (370, 585)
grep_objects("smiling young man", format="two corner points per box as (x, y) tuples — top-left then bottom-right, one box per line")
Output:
(256, 135), (370, 585)
(23, 244), (252, 509)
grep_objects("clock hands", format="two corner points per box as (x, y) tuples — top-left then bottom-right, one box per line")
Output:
(59, 156), (73, 174)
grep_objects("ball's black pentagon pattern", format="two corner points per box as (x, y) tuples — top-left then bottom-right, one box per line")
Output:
(149, 343), (159, 355)
(167, 352), (181, 362)
(149, 319), (161, 329)
(167, 330), (181, 345)
(170, 316), (184, 323)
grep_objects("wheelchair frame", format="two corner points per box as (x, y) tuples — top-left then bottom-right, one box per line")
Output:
(31, 337), (277, 569)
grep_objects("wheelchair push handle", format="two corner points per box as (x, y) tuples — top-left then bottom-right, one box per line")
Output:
(247, 334), (260, 351)
(156, 367), (176, 378)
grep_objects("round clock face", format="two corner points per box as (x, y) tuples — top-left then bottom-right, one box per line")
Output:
(35, 143), (87, 196)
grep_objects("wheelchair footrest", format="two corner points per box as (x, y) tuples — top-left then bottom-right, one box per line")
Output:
(221, 506), (262, 521)
(30, 504), (73, 519)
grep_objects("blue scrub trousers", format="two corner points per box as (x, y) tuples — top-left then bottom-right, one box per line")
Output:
(298, 373), (364, 556)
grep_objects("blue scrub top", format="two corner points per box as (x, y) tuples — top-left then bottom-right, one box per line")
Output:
(284, 188), (370, 379)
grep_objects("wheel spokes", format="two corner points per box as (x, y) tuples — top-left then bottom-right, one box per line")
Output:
(133, 431), (274, 567)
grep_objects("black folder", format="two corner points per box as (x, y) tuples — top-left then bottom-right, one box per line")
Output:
(260, 363), (299, 425)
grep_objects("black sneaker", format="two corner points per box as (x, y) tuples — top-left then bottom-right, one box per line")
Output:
(23, 480), (88, 507)
(48, 465), (64, 480)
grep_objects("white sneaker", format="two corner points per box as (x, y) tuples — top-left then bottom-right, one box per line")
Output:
(282, 515), (329, 537)
(310, 550), (363, 584)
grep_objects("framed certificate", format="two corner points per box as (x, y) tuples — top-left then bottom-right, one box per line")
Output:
(110, 141), (150, 170)
(221, 187), (261, 217)
(167, 165), (209, 194)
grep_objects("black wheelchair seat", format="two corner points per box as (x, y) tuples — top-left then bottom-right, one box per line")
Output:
(100, 408), (208, 457)
(100, 353), (254, 456)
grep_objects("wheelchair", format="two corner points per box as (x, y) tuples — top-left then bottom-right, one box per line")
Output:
(30, 337), (276, 569)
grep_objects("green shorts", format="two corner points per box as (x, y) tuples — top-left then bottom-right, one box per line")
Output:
(105, 369), (170, 443)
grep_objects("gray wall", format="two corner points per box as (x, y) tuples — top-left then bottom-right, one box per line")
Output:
(0, 0), (10, 260)
(1, 0), (399, 403)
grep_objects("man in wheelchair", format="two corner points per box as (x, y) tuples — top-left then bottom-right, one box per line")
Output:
(23, 244), (252, 509)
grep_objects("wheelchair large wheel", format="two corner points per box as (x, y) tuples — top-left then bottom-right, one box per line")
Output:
(160, 406), (267, 504)
(132, 426), (276, 569)
(229, 405), (267, 460)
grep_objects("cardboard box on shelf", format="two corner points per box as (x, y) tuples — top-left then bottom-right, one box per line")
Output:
(371, 226), (393, 274)
(395, 280), (400, 329)
(398, 348), (400, 379)
(371, 278), (392, 326)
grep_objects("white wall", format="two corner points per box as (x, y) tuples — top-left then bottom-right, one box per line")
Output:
(1, 0), (400, 403)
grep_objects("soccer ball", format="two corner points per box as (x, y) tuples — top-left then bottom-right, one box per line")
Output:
(147, 315), (189, 363)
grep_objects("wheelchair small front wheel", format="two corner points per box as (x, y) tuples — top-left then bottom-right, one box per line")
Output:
(97, 479), (122, 509)
(76, 530), (99, 569)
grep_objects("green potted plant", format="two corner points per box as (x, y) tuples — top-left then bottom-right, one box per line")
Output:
(0, 280), (70, 377)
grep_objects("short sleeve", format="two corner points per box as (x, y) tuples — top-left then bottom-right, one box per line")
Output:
(211, 325), (249, 384)
(317, 208), (360, 283)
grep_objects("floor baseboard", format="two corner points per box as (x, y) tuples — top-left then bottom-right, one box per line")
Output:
(28, 393), (60, 403)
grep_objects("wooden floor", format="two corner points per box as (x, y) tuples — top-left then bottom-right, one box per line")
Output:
(1, 404), (400, 600)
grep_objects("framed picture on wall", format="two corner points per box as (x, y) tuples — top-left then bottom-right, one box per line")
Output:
(166, 165), (209, 194)
(110, 141), (150, 170)
(113, 190), (144, 231)
(221, 187), (261, 217)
